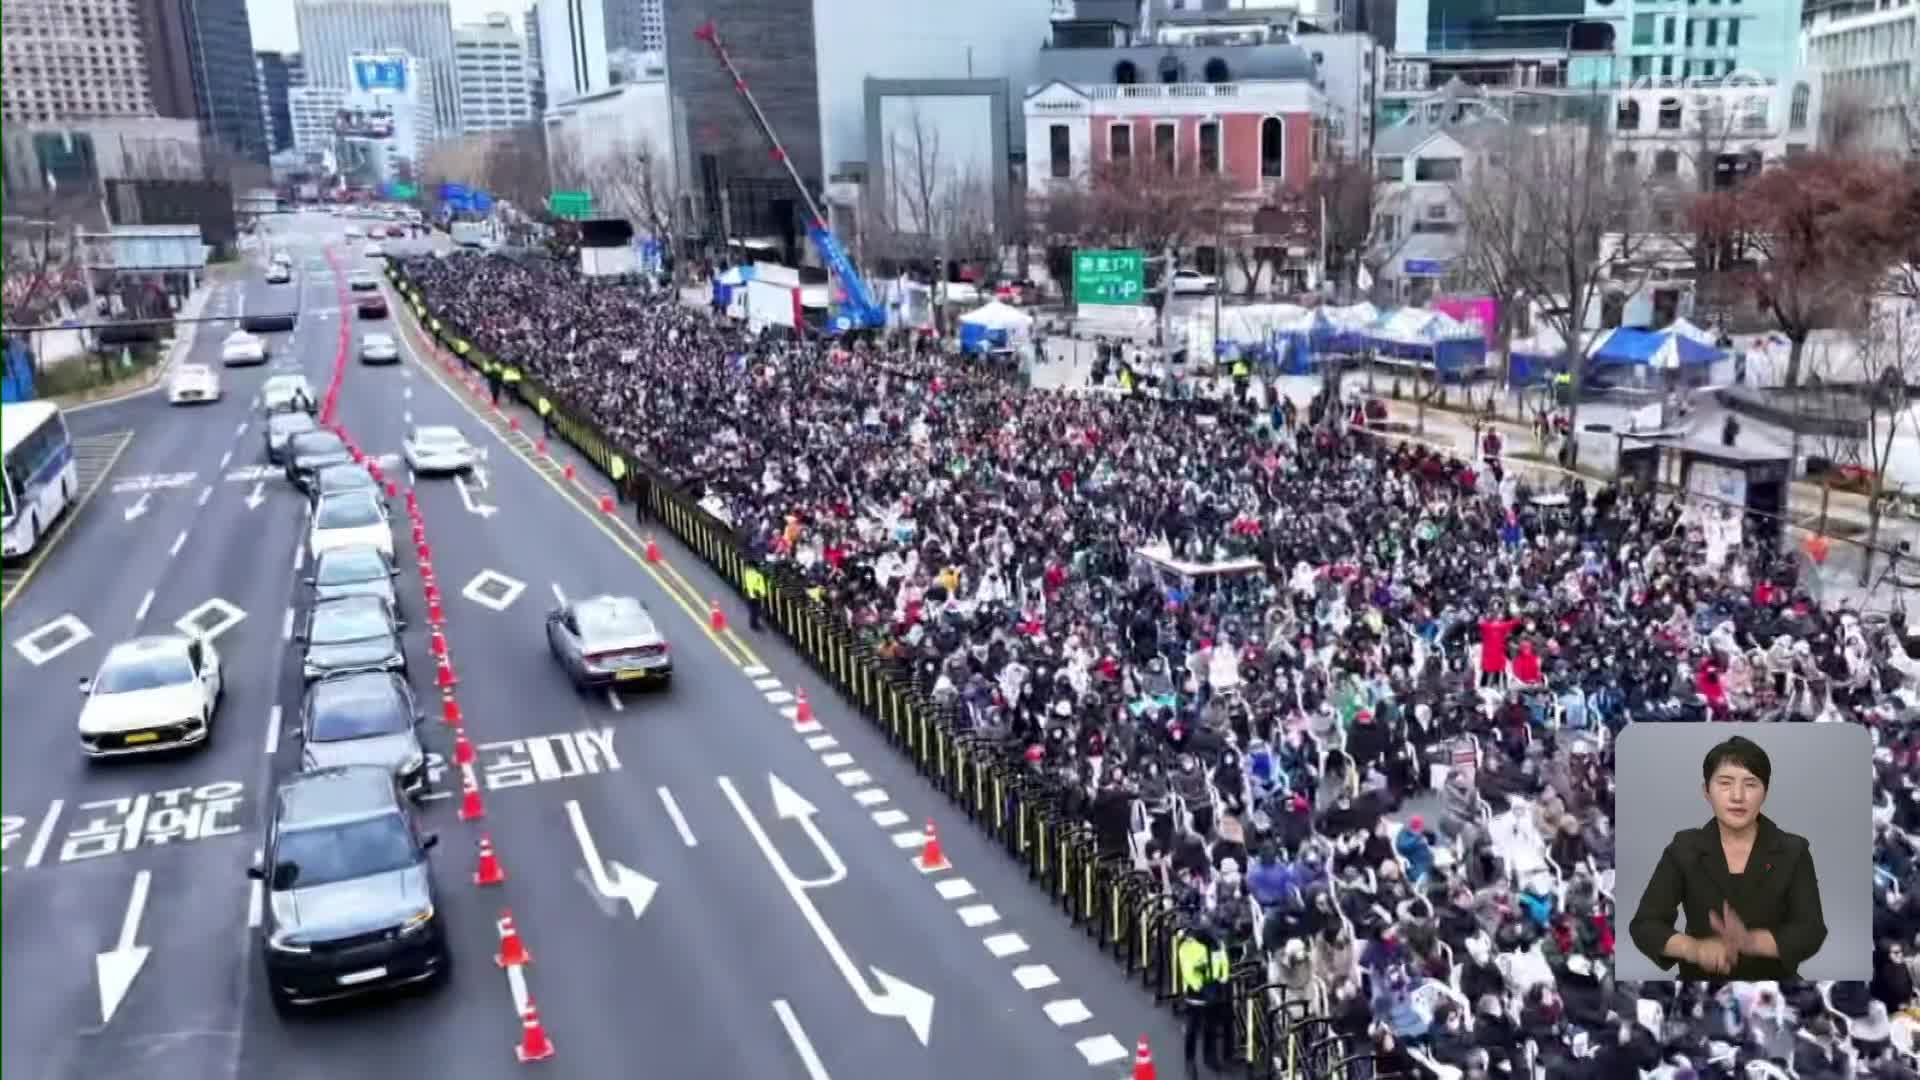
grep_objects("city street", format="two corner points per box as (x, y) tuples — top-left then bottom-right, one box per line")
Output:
(2, 211), (1180, 1080)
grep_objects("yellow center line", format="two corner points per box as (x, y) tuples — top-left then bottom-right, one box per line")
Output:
(1, 431), (135, 611)
(386, 296), (748, 667)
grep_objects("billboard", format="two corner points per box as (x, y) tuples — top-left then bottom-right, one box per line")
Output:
(335, 106), (396, 139)
(353, 56), (408, 93)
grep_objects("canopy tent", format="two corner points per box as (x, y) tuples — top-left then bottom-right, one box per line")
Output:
(1367, 308), (1488, 377)
(957, 300), (1034, 353)
(1589, 319), (1721, 370)
(711, 265), (752, 310)
(1506, 325), (1571, 386)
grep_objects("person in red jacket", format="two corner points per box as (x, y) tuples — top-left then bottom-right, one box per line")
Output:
(1511, 639), (1543, 686)
(1479, 609), (1523, 689)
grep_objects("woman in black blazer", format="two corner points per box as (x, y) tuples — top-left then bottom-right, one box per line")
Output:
(1628, 736), (1827, 981)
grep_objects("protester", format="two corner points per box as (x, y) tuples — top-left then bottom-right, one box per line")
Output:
(401, 251), (1920, 1078)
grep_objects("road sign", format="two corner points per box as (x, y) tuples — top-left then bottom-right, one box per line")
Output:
(548, 190), (592, 219)
(388, 183), (418, 200)
(1072, 249), (1144, 306)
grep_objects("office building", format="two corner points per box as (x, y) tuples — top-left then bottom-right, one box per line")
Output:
(537, 0), (610, 105)
(258, 51), (299, 153)
(604, 0), (665, 54)
(290, 84), (347, 155)
(525, 6), (547, 113)
(176, 0), (270, 161)
(1803, 0), (1918, 155)
(295, 0), (459, 138)
(455, 14), (534, 132)
(3, 0), (155, 124)
(1297, 31), (1381, 158)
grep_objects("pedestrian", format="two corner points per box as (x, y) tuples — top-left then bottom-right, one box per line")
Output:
(1722, 413), (1740, 447)
(1178, 922), (1231, 1075)
(743, 561), (769, 632)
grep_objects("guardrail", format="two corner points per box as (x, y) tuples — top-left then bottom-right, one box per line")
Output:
(386, 263), (1392, 1078)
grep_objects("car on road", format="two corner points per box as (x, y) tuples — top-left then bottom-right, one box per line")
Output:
(167, 363), (221, 404)
(265, 411), (319, 464)
(295, 596), (408, 683)
(344, 225), (364, 239)
(357, 295), (388, 319)
(360, 332), (399, 365)
(265, 263), (293, 285)
(241, 311), (298, 334)
(296, 672), (426, 790)
(261, 374), (318, 415)
(306, 545), (400, 610)
(400, 425), (474, 475)
(286, 430), (353, 492)
(250, 764), (448, 1011)
(311, 462), (384, 507)
(77, 635), (223, 757)
(221, 329), (269, 366)
(364, 243), (385, 259)
(348, 270), (379, 291)
(309, 488), (393, 559)
(1169, 268), (1218, 295)
(546, 594), (673, 691)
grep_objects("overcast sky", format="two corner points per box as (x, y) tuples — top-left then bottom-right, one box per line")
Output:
(246, 0), (530, 54)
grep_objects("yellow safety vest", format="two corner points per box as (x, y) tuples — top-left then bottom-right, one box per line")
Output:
(1120, 370), (1134, 391)
(1177, 938), (1230, 995)
(455, 340), (471, 356)
(537, 397), (552, 417)
(743, 567), (768, 599)
(502, 367), (522, 384)
(608, 455), (627, 481)
(1232, 360), (1250, 378)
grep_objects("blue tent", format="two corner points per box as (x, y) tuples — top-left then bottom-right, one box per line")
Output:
(1588, 321), (1721, 370)
(1367, 308), (1488, 378)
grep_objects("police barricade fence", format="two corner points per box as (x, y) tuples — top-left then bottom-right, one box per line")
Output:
(392, 264), (1378, 1079)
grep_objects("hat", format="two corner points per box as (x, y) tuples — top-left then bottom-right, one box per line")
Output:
(1408, 815), (1424, 832)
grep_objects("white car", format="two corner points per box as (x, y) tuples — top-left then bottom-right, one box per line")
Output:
(402, 425), (475, 475)
(360, 332), (399, 365)
(77, 635), (223, 757)
(265, 264), (292, 285)
(364, 242), (385, 258)
(348, 270), (379, 291)
(221, 330), (269, 366)
(310, 489), (393, 559)
(345, 225), (364, 239)
(167, 363), (222, 404)
(1170, 269), (1218, 295)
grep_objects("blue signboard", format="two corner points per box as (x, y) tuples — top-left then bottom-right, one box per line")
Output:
(1404, 259), (1450, 276)
(353, 57), (408, 93)
(439, 183), (467, 201)
(471, 192), (494, 213)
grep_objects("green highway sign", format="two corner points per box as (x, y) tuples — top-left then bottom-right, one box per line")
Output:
(548, 190), (592, 219)
(390, 183), (418, 200)
(1072, 248), (1145, 306)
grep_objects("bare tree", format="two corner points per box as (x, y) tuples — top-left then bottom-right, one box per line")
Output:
(1455, 118), (1651, 465)
(1857, 304), (1920, 585)
(1312, 152), (1411, 303)
(419, 133), (498, 195)
(581, 136), (678, 244)
(483, 125), (555, 215)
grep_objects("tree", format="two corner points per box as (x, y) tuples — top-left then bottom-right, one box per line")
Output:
(1312, 152), (1409, 303)
(482, 125), (554, 215)
(419, 133), (496, 195)
(580, 136), (678, 246)
(1855, 304), (1920, 586)
(1454, 118), (1652, 465)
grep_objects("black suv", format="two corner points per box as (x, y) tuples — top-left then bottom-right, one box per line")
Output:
(285, 431), (352, 492)
(251, 765), (448, 1011)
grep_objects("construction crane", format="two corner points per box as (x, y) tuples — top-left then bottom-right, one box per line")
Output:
(693, 19), (886, 333)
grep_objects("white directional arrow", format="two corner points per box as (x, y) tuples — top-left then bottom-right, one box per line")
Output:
(563, 799), (658, 919)
(769, 774), (846, 888)
(123, 493), (151, 522)
(453, 475), (498, 518)
(95, 870), (152, 1024)
(243, 481), (267, 510)
(470, 465), (489, 490)
(719, 775), (935, 1045)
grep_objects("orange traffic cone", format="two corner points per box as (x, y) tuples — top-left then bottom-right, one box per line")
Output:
(412, 521), (427, 545)
(430, 629), (448, 658)
(1132, 1035), (1155, 1080)
(427, 595), (445, 625)
(458, 770), (485, 821)
(437, 655), (458, 689)
(708, 598), (727, 632)
(794, 688), (814, 727)
(644, 534), (661, 563)
(917, 820), (950, 872)
(508, 416), (520, 432)
(442, 695), (463, 726)
(473, 833), (506, 886)
(495, 910), (531, 967)
(514, 997), (555, 1062)
(453, 726), (475, 765)
(562, 463), (575, 481)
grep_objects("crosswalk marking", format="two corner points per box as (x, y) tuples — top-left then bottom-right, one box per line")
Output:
(2, 432), (133, 608)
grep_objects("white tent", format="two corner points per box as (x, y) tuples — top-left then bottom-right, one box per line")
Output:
(1216, 303), (1311, 345)
(957, 300), (1033, 332)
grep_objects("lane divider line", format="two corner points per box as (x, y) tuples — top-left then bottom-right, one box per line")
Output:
(265, 704), (282, 756)
(657, 787), (698, 847)
(772, 1000), (835, 1080)
(135, 590), (154, 623)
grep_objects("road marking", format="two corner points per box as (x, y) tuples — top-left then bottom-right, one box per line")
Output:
(957, 905), (1000, 928)
(836, 770), (871, 788)
(265, 705), (282, 755)
(872, 809), (909, 829)
(13, 614), (93, 666)
(658, 787), (697, 847)
(247, 849), (265, 928)
(934, 878), (976, 901)
(197, 485), (212, 506)
(23, 800), (63, 869)
(891, 830), (925, 850)
(766, 690), (794, 705)
(461, 569), (527, 612)
(742, 665), (769, 678)
(550, 583), (567, 605)
(805, 735), (838, 751)
(235, 422), (247, 437)
(1012, 964), (1059, 990)
(218, 449), (232, 469)
(607, 688), (624, 711)
(1, 432), (133, 612)
(174, 597), (247, 643)
(1044, 999), (1092, 1026)
(292, 544), (304, 573)
(772, 1000), (834, 1080)
(134, 590), (154, 622)
(820, 752), (854, 768)
(169, 530), (188, 557)
(281, 607), (295, 640)
(983, 933), (1028, 958)
(853, 788), (889, 807)
(1076, 1035), (1130, 1067)
(753, 677), (782, 691)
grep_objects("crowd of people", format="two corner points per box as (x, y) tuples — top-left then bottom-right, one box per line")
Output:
(399, 251), (1920, 1080)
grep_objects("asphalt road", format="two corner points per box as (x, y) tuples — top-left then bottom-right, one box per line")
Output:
(3, 211), (1181, 1080)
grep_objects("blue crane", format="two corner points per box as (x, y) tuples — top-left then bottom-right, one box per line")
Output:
(694, 19), (886, 333)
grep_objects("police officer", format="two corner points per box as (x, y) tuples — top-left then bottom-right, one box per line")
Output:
(743, 562), (769, 631)
(1178, 923), (1232, 1075)
(484, 359), (503, 405)
(537, 395), (554, 440)
(500, 363), (522, 404)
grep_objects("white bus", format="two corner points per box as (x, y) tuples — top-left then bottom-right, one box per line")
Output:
(450, 220), (490, 249)
(2, 401), (78, 559)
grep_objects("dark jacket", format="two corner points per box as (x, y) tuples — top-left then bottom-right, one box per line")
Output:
(1627, 813), (1827, 981)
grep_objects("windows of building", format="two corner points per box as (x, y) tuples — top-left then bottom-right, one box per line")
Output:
(1413, 156), (1461, 182)
(1376, 155), (1404, 181)
(1685, 19), (1696, 45)
(1198, 120), (1221, 173)
(1705, 19), (1719, 45)
(1114, 60), (1139, 84)
(1108, 122), (1131, 166)
(1654, 148), (1680, 175)
(1664, 16), (1677, 43)
(1203, 58), (1230, 83)
(1659, 100), (1682, 129)
(1789, 83), (1810, 129)
(1617, 96), (1641, 130)
(1049, 123), (1070, 178)
(1614, 149), (1639, 175)
(1632, 55), (1651, 79)
(1154, 121), (1176, 168)
(1727, 19), (1739, 45)
(1634, 13), (1656, 44)
(1259, 116), (1286, 178)
(1661, 55), (1675, 76)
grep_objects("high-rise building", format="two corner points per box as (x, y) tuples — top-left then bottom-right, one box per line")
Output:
(258, 51), (299, 153)
(290, 84), (347, 155)
(1803, 0), (1917, 155)
(2, 0), (156, 124)
(455, 13), (533, 132)
(603, 0), (664, 54)
(537, 0), (610, 105)
(177, 0), (270, 161)
(525, 6), (547, 113)
(295, 0), (460, 138)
